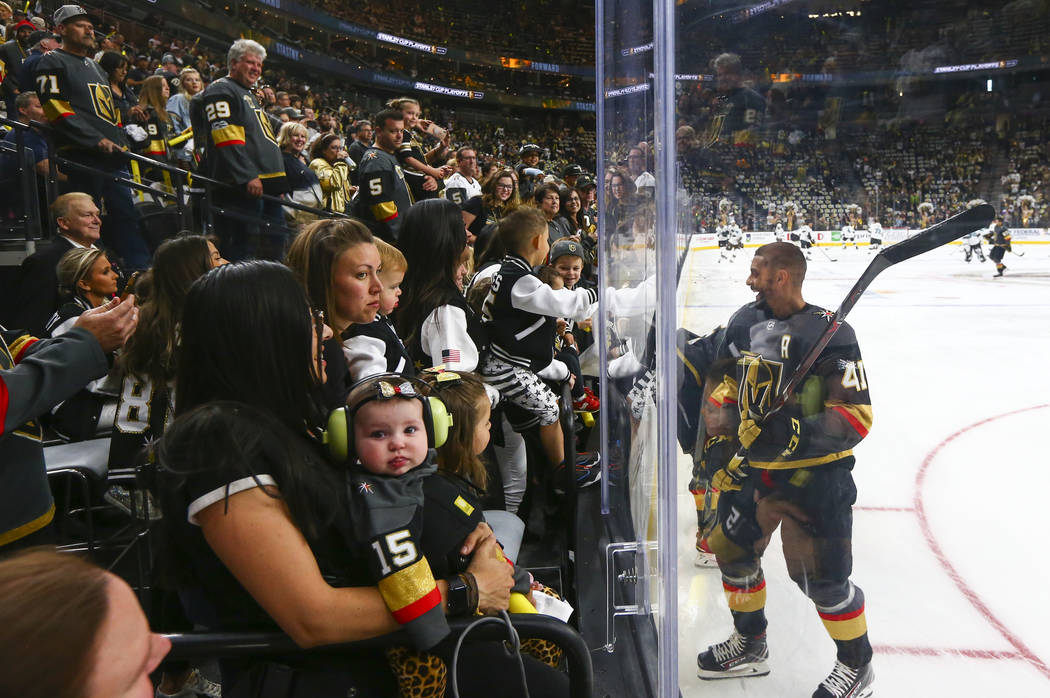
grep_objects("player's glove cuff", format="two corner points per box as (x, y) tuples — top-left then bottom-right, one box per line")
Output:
(738, 410), (804, 457)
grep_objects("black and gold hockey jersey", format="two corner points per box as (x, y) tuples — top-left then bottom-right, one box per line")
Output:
(107, 373), (175, 471)
(482, 254), (597, 373)
(713, 301), (872, 471)
(191, 76), (286, 193)
(348, 459), (448, 650)
(354, 147), (413, 242)
(33, 49), (128, 158)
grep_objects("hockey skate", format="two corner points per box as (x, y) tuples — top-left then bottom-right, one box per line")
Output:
(697, 630), (770, 680)
(812, 660), (874, 698)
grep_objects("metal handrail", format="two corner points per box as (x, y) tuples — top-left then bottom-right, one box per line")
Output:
(1, 115), (344, 244)
(164, 614), (594, 697)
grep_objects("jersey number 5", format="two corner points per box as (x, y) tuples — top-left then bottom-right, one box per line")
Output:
(368, 178), (383, 196)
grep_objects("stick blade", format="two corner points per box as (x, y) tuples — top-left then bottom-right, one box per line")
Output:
(880, 204), (995, 265)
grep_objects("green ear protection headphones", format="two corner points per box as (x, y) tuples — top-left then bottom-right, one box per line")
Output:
(323, 374), (454, 463)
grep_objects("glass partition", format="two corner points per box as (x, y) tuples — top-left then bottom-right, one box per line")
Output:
(600, 0), (1050, 695)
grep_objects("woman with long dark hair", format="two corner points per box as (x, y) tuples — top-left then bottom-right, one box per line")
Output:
(157, 261), (530, 697)
(395, 198), (481, 373)
(110, 235), (223, 470)
(461, 168), (520, 241)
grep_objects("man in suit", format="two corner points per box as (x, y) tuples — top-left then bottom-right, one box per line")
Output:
(7, 193), (102, 336)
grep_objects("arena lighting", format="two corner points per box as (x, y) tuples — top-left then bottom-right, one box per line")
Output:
(933, 59), (1018, 74)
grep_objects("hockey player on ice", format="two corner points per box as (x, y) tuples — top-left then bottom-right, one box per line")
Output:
(867, 219), (883, 253)
(799, 223), (815, 259)
(727, 224), (744, 261)
(963, 227), (986, 263)
(716, 225), (730, 262)
(774, 222), (786, 242)
(841, 223), (857, 249)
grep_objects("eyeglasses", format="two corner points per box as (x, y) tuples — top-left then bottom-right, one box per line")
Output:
(495, 183), (514, 190)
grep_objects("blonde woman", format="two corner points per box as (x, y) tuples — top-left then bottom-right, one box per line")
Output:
(166, 67), (203, 164)
(47, 248), (119, 337)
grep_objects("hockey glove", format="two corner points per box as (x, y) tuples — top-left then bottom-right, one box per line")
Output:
(737, 409), (804, 458)
(711, 453), (750, 492)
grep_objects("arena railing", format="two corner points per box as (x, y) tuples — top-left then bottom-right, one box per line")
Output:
(164, 615), (595, 698)
(1, 117), (343, 249)
(0, 115), (46, 243)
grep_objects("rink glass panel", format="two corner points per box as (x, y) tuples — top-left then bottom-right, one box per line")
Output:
(600, 0), (1050, 694)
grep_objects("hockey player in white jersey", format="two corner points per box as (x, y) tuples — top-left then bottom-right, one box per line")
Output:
(774, 222), (785, 242)
(727, 224), (744, 261)
(799, 223), (815, 259)
(963, 227), (986, 262)
(867, 219), (883, 253)
(841, 223), (857, 248)
(716, 225), (730, 262)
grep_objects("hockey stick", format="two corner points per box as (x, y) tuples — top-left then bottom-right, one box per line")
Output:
(1010, 247), (1025, 257)
(716, 204), (996, 487)
(772, 203), (995, 414)
(818, 245), (837, 262)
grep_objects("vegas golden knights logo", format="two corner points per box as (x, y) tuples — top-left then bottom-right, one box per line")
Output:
(88, 83), (119, 125)
(737, 353), (783, 416)
(253, 109), (278, 146)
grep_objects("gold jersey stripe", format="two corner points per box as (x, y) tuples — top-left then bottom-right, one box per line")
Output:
(42, 99), (74, 120)
(377, 558), (438, 611)
(210, 124), (245, 146)
(750, 449), (853, 470)
(372, 201), (398, 222)
(0, 503), (56, 546)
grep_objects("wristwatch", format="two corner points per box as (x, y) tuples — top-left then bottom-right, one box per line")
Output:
(445, 575), (470, 616)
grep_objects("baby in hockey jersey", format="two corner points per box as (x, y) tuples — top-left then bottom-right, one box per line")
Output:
(342, 238), (415, 379)
(480, 208), (599, 477)
(345, 377), (445, 648)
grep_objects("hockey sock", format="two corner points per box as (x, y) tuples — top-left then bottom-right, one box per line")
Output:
(816, 585), (871, 667)
(723, 571), (768, 636)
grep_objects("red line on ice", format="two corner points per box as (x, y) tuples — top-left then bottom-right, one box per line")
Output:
(854, 505), (914, 512)
(873, 645), (1023, 661)
(914, 404), (1050, 682)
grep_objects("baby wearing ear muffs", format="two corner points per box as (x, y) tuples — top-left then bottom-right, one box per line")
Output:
(328, 374), (544, 697)
(325, 374), (456, 655)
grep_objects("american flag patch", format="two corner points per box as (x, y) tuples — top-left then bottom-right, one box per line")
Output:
(441, 349), (461, 364)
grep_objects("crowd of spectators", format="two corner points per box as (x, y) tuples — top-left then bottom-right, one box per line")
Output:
(301, 0), (594, 65)
(0, 5), (619, 697)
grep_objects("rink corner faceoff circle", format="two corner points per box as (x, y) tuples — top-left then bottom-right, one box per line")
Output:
(913, 404), (1050, 681)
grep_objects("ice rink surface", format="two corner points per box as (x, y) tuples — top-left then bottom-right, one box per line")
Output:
(671, 242), (1050, 696)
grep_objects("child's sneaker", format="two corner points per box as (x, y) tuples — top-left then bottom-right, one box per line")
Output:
(573, 387), (600, 412)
